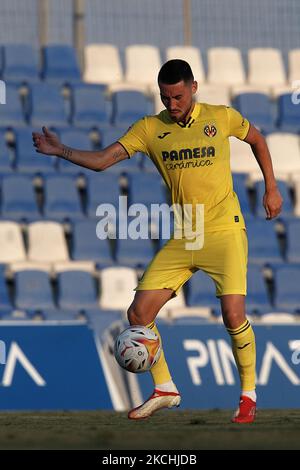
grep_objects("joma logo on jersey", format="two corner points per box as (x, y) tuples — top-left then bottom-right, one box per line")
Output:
(162, 147), (215, 161)
(204, 125), (217, 137)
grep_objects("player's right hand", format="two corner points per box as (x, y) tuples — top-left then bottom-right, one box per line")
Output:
(32, 126), (63, 156)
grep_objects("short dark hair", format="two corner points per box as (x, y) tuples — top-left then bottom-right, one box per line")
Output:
(158, 59), (194, 85)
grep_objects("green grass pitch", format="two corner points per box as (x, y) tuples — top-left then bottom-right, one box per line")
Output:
(0, 410), (299, 450)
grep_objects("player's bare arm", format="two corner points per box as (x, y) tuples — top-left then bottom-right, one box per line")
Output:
(244, 124), (283, 220)
(32, 126), (129, 171)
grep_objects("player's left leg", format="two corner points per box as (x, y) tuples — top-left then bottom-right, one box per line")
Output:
(221, 294), (257, 423)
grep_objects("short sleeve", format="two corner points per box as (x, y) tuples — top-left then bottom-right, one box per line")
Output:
(226, 107), (250, 140)
(118, 117), (148, 157)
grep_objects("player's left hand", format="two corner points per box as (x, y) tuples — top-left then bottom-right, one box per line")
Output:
(263, 186), (283, 220)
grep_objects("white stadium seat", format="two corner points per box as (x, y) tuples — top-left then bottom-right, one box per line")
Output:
(0, 221), (26, 263)
(83, 44), (123, 84)
(229, 137), (260, 174)
(207, 47), (246, 86)
(196, 84), (231, 106)
(166, 46), (205, 84)
(248, 48), (286, 87)
(27, 221), (69, 263)
(99, 266), (137, 310)
(265, 133), (300, 180)
(125, 45), (161, 87)
(288, 49), (300, 84)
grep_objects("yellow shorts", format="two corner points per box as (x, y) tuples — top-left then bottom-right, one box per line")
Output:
(136, 229), (248, 297)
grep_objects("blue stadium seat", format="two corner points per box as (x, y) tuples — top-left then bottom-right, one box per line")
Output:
(246, 265), (272, 313)
(29, 83), (69, 128)
(0, 85), (26, 128)
(3, 44), (40, 83)
(234, 93), (275, 133)
(86, 173), (120, 217)
(42, 309), (83, 321)
(1, 175), (40, 220)
(141, 154), (158, 173)
(186, 269), (220, 308)
(112, 91), (153, 126)
(246, 218), (282, 264)
(286, 219), (300, 263)
(57, 129), (93, 174)
(273, 264), (300, 311)
(255, 180), (293, 218)
(15, 128), (57, 173)
(84, 309), (123, 337)
(233, 173), (252, 217)
(43, 175), (84, 221)
(0, 131), (13, 173)
(42, 45), (81, 84)
(277, 93), (300, 133)
(14, 270), (55, 310)
(72, 220), (114, 266)
(128, 173), (167, 209)
(115, 237), (155, 267)
(57, 271), (98, 309)
(71, 84), (111, 128)
(0, 272), (12, 310)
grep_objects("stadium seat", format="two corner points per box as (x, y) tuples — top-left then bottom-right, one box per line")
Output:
(186, 270), (220, 309)
(42, 45), (81, 84)
(71, 84), (111, 128)
(234, 93), (275, 133)
(125, 45), (161, 87)
(84, 309), (123, 335)
(288, 49), (300, 84)
(14, 270), (55, 310)
(0, 271), (12, 310)
(0, 221), (26, 263)
(128, 173), (167, 209)
(72, 220), (114, 266)
(285, 220), (300, 263)
(99, 266), (137, 310)
(43, 175), (84, 221)
(232, 173), (252, 217)
(277, 93), (300, 133)
(229, 137), (260, 175)
(166, 46), (205, 84)
(0, 131), (13, 173)
(42, 309), (83, 321)
(115, 238), (155, 268)
(29, 83), (69, 128)
(248, 48), (286, 88)
(273, 264), (300, 311)
(265, 133), (300, 180)
(246, 265), (272, 313)
(3, 44), (40, 83)
(111, 90), (153, 126)
(57, 129), (93, 173)
(86, 172), (120, 217)
(1, 175), (40, 220)
(57, 270), (98, 309)
(0, 85), (26, 128)
(196, 85), (231, 106)
(293, 175), (300, 217)
(27, 221), (69, 262)
(83, 44), (123, 85)
(260, 313), (298, 323)
(246, 219), (282, 264)
(15, 128), (57, 174)
(207, 47), (246, 86)
(254, 180), (293, 218)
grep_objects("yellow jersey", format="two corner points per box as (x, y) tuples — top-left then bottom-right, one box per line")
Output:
(118, 102), (250, 233)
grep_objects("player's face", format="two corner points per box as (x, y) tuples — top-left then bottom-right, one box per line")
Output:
(159, 80), (198, 122)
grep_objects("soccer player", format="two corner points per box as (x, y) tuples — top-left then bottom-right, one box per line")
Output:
(33, 59), (282, 423)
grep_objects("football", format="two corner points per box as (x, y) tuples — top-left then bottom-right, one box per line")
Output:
(114, 325), (161, 373)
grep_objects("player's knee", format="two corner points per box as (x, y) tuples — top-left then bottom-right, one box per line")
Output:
(127, 304), (143, 325)
(222, 309), (246, 329)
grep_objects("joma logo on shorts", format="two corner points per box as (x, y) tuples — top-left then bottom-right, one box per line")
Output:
(162, 147), (215, 161)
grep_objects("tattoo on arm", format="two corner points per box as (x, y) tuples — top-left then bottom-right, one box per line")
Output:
(62, 146), (73, 160)
(113, 149), (124, 161)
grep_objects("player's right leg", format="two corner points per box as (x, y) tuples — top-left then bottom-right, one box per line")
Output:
(127, 289), (181, 419)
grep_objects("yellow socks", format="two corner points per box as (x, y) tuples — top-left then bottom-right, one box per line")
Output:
(147, 321), (172, 386)
(227, 319), (256, 392)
